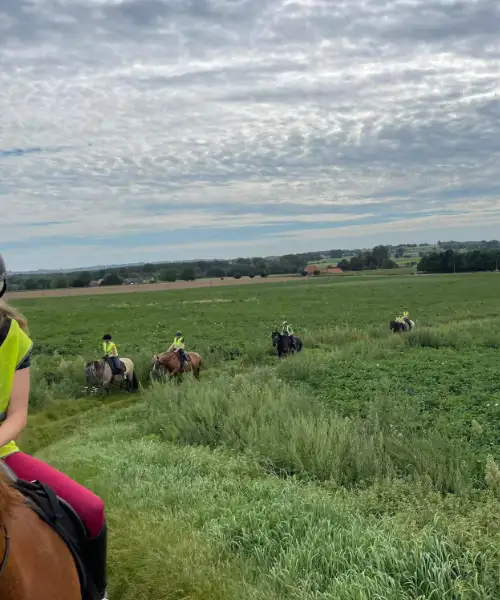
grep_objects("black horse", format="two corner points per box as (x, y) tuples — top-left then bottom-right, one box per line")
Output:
(271, 331), (303, 357)
(389, 318), (414, 333)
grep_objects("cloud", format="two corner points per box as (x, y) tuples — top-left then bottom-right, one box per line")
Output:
(1, 0), (500, 270)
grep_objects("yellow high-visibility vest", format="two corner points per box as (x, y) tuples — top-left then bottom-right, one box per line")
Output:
(0, 318), (33, 458)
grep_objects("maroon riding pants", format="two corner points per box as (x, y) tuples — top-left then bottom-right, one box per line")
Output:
(4, 451), (105, 538)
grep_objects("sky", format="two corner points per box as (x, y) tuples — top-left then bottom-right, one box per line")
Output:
(1, 0), (500, 271)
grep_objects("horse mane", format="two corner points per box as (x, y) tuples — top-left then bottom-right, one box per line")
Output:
(0, 469), (22, 524)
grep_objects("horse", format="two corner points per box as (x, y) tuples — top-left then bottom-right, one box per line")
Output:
(0, 463), (83, 600)
(271, 331), (303, 358)
(389, 319), (415, 333)
(84, 357), (138, 394)
(151, 351), (201, 380)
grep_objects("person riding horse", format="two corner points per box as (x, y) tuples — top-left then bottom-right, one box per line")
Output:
(167, 331), (189, 370)
(395, 309), (411, 327)
(0, 253), (108, 600)
(102, 334), (121, 375)
(282, 320), (296, 350)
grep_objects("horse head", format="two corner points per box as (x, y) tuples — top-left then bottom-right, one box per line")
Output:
(271, 331), (280, 347)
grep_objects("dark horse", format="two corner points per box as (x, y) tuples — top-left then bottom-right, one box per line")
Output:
(389, 318), (415, 333)
(271, 331), (303, 358)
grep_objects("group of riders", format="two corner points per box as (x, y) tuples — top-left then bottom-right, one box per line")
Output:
(102, 309), (412, 376)
(102, 319), (301, 377)
(0, 240), (415, 600)
(102, 330), (189, 376)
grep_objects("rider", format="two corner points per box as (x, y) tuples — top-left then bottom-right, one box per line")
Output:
(0, 253), (108, 600)
(282, 320), (295, 350)
(102, 334), (121, 375)
(167, 331), (187, 369)
(400, 309), (410, 325)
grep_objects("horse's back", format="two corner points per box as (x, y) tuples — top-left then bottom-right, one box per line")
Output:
(0, 474), (81, 600)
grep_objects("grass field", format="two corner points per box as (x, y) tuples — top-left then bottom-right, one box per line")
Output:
(10, 272), (500, 599)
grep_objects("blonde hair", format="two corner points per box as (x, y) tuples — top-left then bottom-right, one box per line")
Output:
(0, 299), (29, 333)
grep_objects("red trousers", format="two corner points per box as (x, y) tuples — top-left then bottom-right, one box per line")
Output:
(4, 451), (105, 538)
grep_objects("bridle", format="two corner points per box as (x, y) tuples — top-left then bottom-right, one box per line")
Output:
(0, 525), (10, 578)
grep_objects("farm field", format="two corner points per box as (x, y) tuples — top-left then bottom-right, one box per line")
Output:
(10, 272), (500, 599)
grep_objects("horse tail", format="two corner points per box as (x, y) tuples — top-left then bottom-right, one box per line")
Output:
(130, 370), (139, 391)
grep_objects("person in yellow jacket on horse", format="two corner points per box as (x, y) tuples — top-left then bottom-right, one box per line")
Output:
(167, 331), (188, 369)
(0, 253), (108, 599)
(102, 334), (121, 375)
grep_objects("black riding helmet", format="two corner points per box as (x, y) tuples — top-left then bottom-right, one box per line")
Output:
(176, 331), (182, 337)
(103, 334), (112, 340)
(0, 253), (7, 299)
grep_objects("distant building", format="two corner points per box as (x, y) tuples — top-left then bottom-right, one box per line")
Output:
(303, 264), (343, 275)
(303, 265), (318, 275)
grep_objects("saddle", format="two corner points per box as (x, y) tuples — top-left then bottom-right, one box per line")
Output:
(1, 464), (97, 600)
(103, 357), (126, 376)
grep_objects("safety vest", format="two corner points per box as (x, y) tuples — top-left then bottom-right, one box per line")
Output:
(0, 317), (33, 458)
(403, 311), (409, 318)
(284, 325), (293, 335)
(173, 336), (184, 349)
(102, 341), (117, 356)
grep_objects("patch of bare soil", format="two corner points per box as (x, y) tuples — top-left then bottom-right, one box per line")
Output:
(7, 276), (303, 300)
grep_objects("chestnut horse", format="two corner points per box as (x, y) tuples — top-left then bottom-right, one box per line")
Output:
(0, 465), (81, 600)
(151, 351), (201, 380)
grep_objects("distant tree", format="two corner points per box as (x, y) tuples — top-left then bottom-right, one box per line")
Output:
(260, 272), (268, 278)
(180, 267), (196, 281)
(53, 276), (70, 289)
(233, 273), (242, 279)
(394, 245), (405, 259)
(160, 269), (177, 282)
(313, 269), (321, 276)
(101, 272), (123, 286)
(381, 258), (398, 269)
(301, 271), (308, 276)
(70, 271), (92, 288)
(206, 267), (226, 278)
(372, 245), (390, 267)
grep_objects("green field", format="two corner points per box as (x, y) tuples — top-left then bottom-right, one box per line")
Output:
(11, 273), (500, 599)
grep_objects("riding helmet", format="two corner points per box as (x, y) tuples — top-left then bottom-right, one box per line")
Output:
(103, 334), (112, 340)
(176, 331), (182, 337)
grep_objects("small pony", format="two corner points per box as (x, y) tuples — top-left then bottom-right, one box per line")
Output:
(389, 319), (415, 333)
(271, 331), (303, 358)
(150, 351), (201, 380)
(84, 357), (138, 394)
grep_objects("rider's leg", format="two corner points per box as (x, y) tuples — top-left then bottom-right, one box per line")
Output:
(4, 451), (108, 598)
(111, 356), (121, 374)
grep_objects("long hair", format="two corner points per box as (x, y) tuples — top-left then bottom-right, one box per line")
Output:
(0, 300), (29, 333)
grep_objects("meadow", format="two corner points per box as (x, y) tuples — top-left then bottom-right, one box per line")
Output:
(11, 272), (500, 599)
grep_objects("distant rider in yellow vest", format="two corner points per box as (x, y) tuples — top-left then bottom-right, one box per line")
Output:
(102, 334), (121, 375)
(167, 331), (188, 369)
(0, 253), (108, 599)
(282, 320), (296, 350)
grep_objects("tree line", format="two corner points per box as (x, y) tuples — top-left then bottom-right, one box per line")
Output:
(417, 248), (500, 273)
(9, 241), (500, 291)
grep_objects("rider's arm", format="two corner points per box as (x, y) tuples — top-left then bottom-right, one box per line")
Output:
(0, 363), (30, 448)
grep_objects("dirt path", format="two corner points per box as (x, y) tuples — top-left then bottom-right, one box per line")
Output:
(8, 275), (304, 300)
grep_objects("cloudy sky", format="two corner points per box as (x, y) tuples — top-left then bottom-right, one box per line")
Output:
(2, 0), (500, 271)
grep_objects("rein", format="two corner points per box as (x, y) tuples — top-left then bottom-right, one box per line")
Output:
(0, 525), (10, 578)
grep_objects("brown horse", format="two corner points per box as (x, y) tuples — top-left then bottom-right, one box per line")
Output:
(151, 351), (201, 380)
(0, 466), (81, 600)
